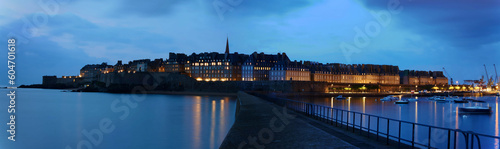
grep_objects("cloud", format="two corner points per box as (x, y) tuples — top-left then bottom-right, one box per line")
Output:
(0, 12), (176, 85)
(1, 0), (498, 85)
(112, 0), (319, 18)
(115, 0), (187, 17)
(230, 0), (316, 16)
(356, 0), (500, 49)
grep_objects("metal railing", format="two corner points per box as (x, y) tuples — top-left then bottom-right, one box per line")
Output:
(252, 93), (500, 149)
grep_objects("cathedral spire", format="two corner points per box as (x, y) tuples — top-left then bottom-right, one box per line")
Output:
(225, 36), (229, 54)
(224, 36), (229, 59)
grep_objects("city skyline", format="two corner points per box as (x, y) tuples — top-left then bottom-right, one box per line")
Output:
(1, 0), (499, 85)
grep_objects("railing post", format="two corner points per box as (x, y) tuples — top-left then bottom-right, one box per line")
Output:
(320, 106), (323, 121)
(377, 117), (379, 141)
(335, 109), (338, 127)
(329, 108), (333, 124)
(412, 123), (415, 148)
(314, 105), (316, 119)
(327, 107), (330, 123)
(428, 127), (431, 148)
(314, 105), (319, 119)
(447, 130), (451, 149)
(353, 113), (356, 133)
(474, 134), (481, 149)
(368, 116), (371, 138)
(387, 119), (390, 145)
(324, 107), (327, 122)
(347, 111), (350, 130)
(360, 113), (363, 134)
(341, 110), (344, 128)
(454, 131), (457, 149)
(398, 121), (401, 148)
(471, 133), (474, 149)
(322, 107), (327, 121)
(305, 104), (308, 116)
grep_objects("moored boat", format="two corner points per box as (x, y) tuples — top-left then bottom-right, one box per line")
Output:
(336, 95), (346, 100)
(459, 106), (492, 114)
(463, 98), (486, 103)
(453, 99), (468, 103)
(429, 96), (443, 100)
(380, 95), (397, 101)
(395, 100), (409, 104)
(407, 98), (418, 102)
(435, 98), (448, 103)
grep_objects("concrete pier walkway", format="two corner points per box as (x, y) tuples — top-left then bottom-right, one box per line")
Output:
(220, 91), (360, 149)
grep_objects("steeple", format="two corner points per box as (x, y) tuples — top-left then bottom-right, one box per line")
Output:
(225, 36), (229, 59)
(225, 37), (229, 54)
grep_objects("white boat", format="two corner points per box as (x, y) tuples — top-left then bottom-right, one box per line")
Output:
(435, 98), (448, 103)
(459, 106), (492, 114)
(429, 96), (443, 100)
(407, 97), (418, 101)
(395, 100), (409, 104)
(453, 98), (468, 103)
(335, 95), (346, 100)
(380, 95), (397, 101)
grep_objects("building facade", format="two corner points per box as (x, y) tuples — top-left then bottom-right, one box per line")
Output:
(63, 38), (448, 87)
(270, 61), (311, 81)
(242, 52), (290, 81)
(400, 70), (448, 85)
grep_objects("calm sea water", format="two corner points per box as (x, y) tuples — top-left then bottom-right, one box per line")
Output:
(0, 88), (236, 149)
(287, 95), (499, 149)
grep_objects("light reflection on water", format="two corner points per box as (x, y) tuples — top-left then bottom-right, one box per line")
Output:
(288, 95), (500, 148)
(0, 89), (236, 149)
(496, 101), (499, 148)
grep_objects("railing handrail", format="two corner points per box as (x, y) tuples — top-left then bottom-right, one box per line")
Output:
(253, 93), (500, 148)
(267, 95), (500, 139)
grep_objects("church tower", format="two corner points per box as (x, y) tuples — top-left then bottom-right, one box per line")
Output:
(224, 37), (229, 59)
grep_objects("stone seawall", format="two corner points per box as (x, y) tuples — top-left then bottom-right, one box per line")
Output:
(42, 72), (428, 93)
(93, 72), (329, 93)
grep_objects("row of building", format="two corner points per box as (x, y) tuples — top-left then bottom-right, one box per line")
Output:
(72, 38), (448, 85)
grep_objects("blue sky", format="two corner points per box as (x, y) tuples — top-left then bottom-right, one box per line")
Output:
(1, 0), (499, 85)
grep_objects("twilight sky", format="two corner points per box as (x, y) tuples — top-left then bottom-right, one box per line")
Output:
(1, 0), (499, 85)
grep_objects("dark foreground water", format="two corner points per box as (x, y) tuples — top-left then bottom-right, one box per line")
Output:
(0, 88), (236, 149)
(287, 95), (499, 149)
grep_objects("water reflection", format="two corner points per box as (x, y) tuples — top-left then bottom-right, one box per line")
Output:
(455, 106), (459, 129)
(193, 96), (202, 149)
(362, 97), (366, 113)
(291, 95), (500, 148)
(189, 96), (237, 149)
(291, 95), (499, 137)
(210, 100), (216, 149)
(0, 89), (237, 149)
(495, 100), (499, 148)
(415, 102), (418, 123)
(219, 99), (227, 146)
(348, 97), (351, 111)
